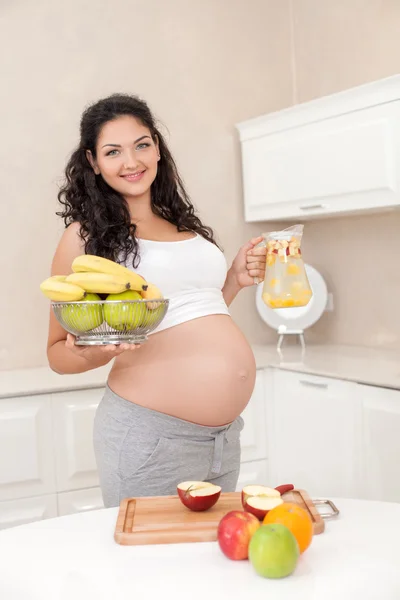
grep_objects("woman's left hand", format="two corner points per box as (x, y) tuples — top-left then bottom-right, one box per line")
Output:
(230, 235), (267, 289)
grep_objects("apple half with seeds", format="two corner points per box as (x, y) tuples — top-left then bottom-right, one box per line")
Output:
(241, 485), (283, 520)
(177, 481), (221, 512)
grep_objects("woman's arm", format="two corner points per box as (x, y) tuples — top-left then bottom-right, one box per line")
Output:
(48, 336), (113, 375)
(222, 236), (267, 306)
(222, 267), (242, 306)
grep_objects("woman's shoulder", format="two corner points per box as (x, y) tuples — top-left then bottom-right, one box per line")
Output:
(64, 221), (82, 236)
(51, 222), (85, 275)
(57, 221), (84, 250)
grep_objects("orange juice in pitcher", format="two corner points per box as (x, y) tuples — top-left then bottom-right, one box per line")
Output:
(261, 225), (312, 309)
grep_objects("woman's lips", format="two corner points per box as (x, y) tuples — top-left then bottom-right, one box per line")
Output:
(121, 171), (145, 182)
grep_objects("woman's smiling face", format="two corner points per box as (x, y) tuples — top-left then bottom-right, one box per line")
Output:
(88, 115), (160, 199)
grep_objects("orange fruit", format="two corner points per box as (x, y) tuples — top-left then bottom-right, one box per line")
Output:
(263, 502), (313, 554)
(282, 298), (295, 307)
(286, 264), (300, 276)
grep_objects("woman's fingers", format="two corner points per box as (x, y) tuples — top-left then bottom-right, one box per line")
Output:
(101, 345), (116, 353)
(248, 268), (266, 279)
(246, 259), (266, 269)
(247, 247), (267, 284)
(247, 246), (267, 257)
(100, 343), (140, 355)
(65, 334), (89, 356)
(66, 333), (76, 348)
(65, 335), (141, 357)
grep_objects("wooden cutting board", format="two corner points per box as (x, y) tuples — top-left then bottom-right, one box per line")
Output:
(114, 489), (324, 546)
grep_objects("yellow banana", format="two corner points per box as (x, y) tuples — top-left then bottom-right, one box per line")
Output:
(140, 282), (164, 310)
(71, 255), (148, 292)
(65, 272), (131, 294)
(40, 277), (85, 301)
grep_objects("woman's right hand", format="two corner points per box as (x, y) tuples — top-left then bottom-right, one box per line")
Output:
(65, 333), (140, 363)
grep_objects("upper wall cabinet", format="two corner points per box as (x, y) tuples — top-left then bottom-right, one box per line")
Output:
(236, 75), (400, 222)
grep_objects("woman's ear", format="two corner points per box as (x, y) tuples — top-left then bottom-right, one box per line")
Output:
(86, 150), (100, 175)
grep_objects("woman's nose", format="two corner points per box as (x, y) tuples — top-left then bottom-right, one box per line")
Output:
(123, 149), (139, 169)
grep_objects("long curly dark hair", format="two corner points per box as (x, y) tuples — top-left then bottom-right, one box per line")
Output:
(57, 93), (219, 267)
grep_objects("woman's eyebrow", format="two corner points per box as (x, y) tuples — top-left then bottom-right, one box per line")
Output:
(101, 135), (151, 149)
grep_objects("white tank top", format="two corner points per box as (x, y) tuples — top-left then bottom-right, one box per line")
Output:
(124, 233), (230, 334)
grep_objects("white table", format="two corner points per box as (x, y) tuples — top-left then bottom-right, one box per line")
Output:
(0, 498), (400, 599)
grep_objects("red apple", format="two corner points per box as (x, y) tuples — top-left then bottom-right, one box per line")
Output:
(177, 481), (221, 512)
(275, 483), (294, 495)
(241, 485), (283, 520)
(217, 510), (260, 560)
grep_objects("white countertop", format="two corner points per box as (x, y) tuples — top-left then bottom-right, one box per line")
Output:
(1, 498), (400, 599)
(0, 362), (112, 399)
(1, 343), (400, 399)
(253, 343), (400, 390)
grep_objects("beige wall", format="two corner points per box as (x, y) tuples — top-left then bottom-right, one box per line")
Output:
(287, 0), (400, 350)
(1, 0), (400, 370)
(0, 0), (292, 369)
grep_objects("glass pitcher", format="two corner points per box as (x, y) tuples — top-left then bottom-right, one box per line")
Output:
(259, 224), (313, 309)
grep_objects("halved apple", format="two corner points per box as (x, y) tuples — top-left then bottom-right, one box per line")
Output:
(177, 481), (221, 512)
(241, 485), (283, 520)
(275, 483), (294, 495)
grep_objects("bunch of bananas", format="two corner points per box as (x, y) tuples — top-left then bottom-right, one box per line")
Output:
(40, 254), (163, 307)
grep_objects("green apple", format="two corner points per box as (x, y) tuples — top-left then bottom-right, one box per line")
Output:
(248, 523), (299, 579)
(61, 293), (103, 332)
(104, 290), (146, 331)
(143, 305), (164, 328)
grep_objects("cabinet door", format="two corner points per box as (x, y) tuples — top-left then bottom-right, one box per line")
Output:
(237, 96), (400, 222)
(361, 385), (400, 502)
(236, 460), (269, 491)
(268, 370), (362, 498)
(240, 369), (268, 463)
(57, 487), (104, 516)
(0, 395), (55, 501)
(52, 388), (104, 492)
(0, 494), (57, 530)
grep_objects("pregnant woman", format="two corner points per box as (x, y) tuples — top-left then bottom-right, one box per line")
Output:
(46, 93), (267, 507)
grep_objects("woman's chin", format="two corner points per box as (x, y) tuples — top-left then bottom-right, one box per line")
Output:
(112, 176), (156, 199)
(115, 183), (151, 199)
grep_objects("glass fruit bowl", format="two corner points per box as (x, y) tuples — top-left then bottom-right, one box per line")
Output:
(52, 299), (169, 345)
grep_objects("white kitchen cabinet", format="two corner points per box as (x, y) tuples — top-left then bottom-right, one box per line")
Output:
(5, 359), (400, 529)
(236, 75), (400, 222)
(361, 384), (400, 502)
(57, 487), (104, 516)
(52, 388), (104, 492)
(236, 459), (269, 491)
(0, 494), (58, 530)
(0, 394), (56, 502)
(240, 369), (268, 463)
(267, 369), (362, 499)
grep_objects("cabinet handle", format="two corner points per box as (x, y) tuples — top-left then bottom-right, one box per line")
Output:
(299, 379), (328, 389)
(299, 204), (326, 211)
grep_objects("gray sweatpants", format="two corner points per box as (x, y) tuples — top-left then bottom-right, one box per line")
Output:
(93, 386), (244, 508)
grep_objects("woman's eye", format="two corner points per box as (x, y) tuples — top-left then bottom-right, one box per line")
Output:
(105, 143), (150, 156)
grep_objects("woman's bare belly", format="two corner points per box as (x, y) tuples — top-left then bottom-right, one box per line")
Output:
(107, 315), (256, 426)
